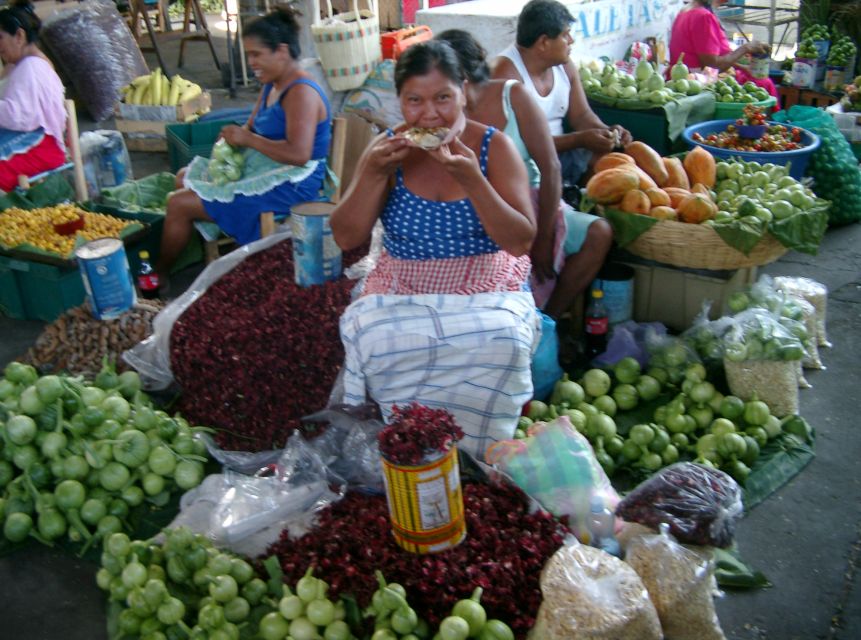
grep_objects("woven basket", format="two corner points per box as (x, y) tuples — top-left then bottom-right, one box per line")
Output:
(625, 219), (788, 270)
(312, 0), (382, 92)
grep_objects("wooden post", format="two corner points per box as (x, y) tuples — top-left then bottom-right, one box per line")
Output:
(65, 100), (89, 203)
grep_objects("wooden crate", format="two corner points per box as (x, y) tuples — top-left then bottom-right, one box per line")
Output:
(115, 92), (212, 152)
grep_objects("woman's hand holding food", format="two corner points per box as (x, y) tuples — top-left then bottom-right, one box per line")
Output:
(366, 135), (411, 177)
(430, 137), (483, 185)
(744, 41), (771, 57)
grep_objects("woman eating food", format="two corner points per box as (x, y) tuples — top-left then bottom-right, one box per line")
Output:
(331, 41), (540, 460)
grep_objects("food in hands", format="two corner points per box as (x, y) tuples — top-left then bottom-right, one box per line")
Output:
(401, 126), (451, 149)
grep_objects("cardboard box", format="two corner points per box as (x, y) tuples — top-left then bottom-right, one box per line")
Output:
(621, 259), (757, 332)
(115, 92), (212, 152)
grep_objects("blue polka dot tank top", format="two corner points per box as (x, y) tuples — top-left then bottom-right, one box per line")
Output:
(381, 127), (500, 260)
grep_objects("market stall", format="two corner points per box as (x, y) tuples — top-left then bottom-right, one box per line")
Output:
(1, 3), (861, 639)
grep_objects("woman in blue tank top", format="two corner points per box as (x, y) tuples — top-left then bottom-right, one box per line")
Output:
(330, 41), (536, 296)
(156, 7), (331, 278)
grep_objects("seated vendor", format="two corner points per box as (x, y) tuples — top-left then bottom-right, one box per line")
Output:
(0, 1), (67, 193)
(490, 0), (633, 191)
(157, 7), (331, 278)
(331, 40), (536, 296)
(437, 29), (612, 320)
(331, 41), (539, 459)
(669, 0), (779, 102)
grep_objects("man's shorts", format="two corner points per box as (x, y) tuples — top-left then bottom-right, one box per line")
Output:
(562, 204), (601, 256)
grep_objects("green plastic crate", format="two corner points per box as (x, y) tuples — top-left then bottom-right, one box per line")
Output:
(0, 254), (85, 322)
(590, 104), (684, 155)
(713, 96), (777, 120)
(165, 118), (238, 173)
(0, 265), (25, 318)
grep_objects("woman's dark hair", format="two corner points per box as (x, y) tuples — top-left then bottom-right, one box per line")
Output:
(0, 0), (41, 43)
(243, 6), (302, 59)
(516, 0), (575, 48)
(394, 40), (464, 95)
(435, 29), (490, 84)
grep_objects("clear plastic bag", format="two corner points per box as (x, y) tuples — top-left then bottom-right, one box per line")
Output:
(791, 297), (824, 370)
(615, 462), (743, 548)
(721, 308), (806, 363)
(41, 0), (149, 121)
(645, 328), (702, 384)
(723, 357), (799, 417)
(529, 542), (662, 640)
(299, 403), (385, 494)
(593, 320), (667, 368)
(485, 416), (619, 543)
(626, 524), (726, 640)
(682, 303), (734, 365)
(80, 130), (133, 198)
(773, 276), (831, 347)
(170, 431), (344, 555)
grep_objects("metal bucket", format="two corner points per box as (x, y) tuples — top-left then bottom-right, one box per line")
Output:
(381, 445), (466, 554)
(75, 238), (136, 320)
(290, 202), (342, 287)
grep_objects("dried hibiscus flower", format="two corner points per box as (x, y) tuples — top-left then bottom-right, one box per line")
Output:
(378, 403), (464, 466)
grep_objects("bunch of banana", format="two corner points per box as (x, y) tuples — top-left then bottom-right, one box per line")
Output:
(121, 69), (203, 106)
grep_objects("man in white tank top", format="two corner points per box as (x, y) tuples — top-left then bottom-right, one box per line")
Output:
(491, 0), (631, 190)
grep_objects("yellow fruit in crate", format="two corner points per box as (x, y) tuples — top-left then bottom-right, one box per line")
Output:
(0, 206), (133, 257)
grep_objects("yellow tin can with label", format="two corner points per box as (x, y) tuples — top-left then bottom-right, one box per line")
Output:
(381, 446), (466, 554)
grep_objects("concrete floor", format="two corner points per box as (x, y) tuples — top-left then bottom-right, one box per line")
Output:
(1, 7), (861, 640)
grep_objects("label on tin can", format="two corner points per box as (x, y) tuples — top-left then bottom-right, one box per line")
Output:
(75, 238), (136, 320)
(751, 55), (770, 79)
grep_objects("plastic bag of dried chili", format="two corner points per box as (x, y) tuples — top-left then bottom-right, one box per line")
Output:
(615, 462), (743, 548)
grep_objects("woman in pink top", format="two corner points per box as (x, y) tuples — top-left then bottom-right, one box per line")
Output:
(669, 0), (778, 101)
(0, 1), (66, 192)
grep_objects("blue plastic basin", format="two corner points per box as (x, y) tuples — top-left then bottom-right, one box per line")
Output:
(682, 120), (821, 179)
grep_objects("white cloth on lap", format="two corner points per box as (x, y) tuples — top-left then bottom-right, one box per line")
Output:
(340, 291), (541, 461)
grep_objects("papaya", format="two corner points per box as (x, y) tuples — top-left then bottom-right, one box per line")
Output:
(594, 152), (635, 173)
(624, 141), (669, 186)
(649, 205), (678, 220)
(662, 156), (691, 190)
(620, 189), (651, 214)
(691, 183), (715, 200)
(664, 187), (692, 208)
(683, 146), (716, 188)
(677, 193), (717, 224)
(644, 187), (671, 207)
(629, 164), (659, 191)
(585, 167), (640, 204)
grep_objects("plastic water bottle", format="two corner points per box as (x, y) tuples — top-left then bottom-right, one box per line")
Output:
(587, 495), (621, 557)
(136, 250), (160, 300)
(584, 288), (609, 361)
